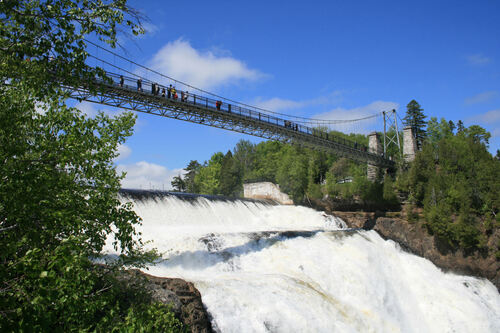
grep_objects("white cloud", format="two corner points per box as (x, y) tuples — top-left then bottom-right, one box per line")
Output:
(464, 91), (498, 105)
(142, 22), (159, 36)
(254, 97), (304, 111)
(76, 101), (99, 117)
(117, 161), (184, 190)
(468, 109), (500, 138)
(252, 91), (343, 112)
(311, 101), (399, 134)
(466, 54), (492, 65)
(147, 39), (265, 89)
(115, 144), (132, 161)
(469, 109), (500, 124)
(75, 101), (126, 118)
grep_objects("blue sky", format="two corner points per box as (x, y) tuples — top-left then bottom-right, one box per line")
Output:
(77, 0), (500, 189)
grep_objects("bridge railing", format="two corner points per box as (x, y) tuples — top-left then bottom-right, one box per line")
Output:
(100, 72), (378, 157)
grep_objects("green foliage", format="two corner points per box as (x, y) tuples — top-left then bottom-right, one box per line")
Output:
(195, 152), (224, 195)
(383, 174), (399, 206)
(404, 100), (427, 150)
(180, 130), (400, 206)
(464, 125), (491, 146)
(184, 160), (201, 193)
(0, 0), (144, 99)
(427, 117), (454, 147)
(171, 174), (186, 192)
(1, 0), (181, 330)
(276, 146), (309, 201)
(220, 150), (242, 196)
(233, 140), (255, 176)
(116, 303), (186, 333)
(402, 121), (500, 251)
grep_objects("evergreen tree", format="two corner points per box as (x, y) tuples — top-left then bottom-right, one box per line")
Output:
(448, 120), (456, 134)
(403, 100), (427, 150)
(219, 151), (241, 196)
(184, 160), (201, 193)
(457, 120), (465, 133)
(171, 174), (186, 192)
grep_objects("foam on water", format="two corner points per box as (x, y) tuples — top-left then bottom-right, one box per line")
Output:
(106, 192), (500, 332)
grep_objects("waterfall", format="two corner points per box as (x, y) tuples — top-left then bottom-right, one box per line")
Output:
(106, 190), (500, 332)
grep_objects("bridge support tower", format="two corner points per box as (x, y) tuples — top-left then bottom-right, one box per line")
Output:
(403, 126), (417, 162)
(367, 132), (382, 181)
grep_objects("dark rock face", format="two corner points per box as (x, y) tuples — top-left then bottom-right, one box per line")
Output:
(122, 269), (213, 332)
(334, 212), (500, 291)
(373, 217), (499, 291)
(141, 273), (214, 333)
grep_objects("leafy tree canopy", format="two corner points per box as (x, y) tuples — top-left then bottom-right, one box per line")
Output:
(0, 1), (184, 331)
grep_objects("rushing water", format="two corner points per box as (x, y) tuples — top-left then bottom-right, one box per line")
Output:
(108, 191), (500, 332)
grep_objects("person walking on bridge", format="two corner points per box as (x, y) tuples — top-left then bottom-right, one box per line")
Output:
(137, 78), (142, 92)
(119, 75), (124, 87)
(167, 84), (172, 98)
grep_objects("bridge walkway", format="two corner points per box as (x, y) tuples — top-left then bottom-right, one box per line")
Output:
(66, 72), (394, 168)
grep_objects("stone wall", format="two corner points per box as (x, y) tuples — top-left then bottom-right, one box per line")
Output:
(367, 132), (382, 181)
(243, 182), (293, 205)
(403, 126), (417, 162)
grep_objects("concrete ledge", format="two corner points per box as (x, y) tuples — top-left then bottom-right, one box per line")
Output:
(243, 182), (293, 205)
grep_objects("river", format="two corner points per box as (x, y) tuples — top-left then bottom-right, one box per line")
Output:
(107, 191), (500, 332)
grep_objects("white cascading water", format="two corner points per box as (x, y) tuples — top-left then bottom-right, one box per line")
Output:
(107, 192), (500, 332)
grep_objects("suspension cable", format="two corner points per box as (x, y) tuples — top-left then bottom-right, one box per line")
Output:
(85, 39), (384, 125)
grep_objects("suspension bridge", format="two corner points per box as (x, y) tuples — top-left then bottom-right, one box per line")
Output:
(66, 41), (403, 169)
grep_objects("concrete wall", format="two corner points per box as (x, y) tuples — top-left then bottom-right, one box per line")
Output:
(367, 132), (382, 182)
(403, 126), (417, 162)
(243, 182), (294, 205)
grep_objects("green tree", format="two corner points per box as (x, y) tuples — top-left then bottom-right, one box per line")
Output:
(330, 157), (351, 181)
(246, 141), (283, 182)
(448, 120), (456, 134)
(0, 1), (183, 331)
(219, 150), (241, 196)
(403, 100), (427, 150)
(405, 123), (499, 251)
(195, 152), (224, 195)
(426, 117), (441, 146)
(171, 174), (186, 192)
(382, 174), (399, 206)
(233, 139), (255, 177)
(0, 0), (144, 99)
(276, 146), (308, 202)
(465, 125), (491, 146)
(427, 117), (454, 147)
(184, 160), (201, 193)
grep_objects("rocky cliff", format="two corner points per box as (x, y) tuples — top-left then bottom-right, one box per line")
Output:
(332, 211), (500, 291)
(123, 270), (213, 333)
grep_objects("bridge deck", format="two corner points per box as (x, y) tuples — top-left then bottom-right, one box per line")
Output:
(66, 73), (394, 168)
